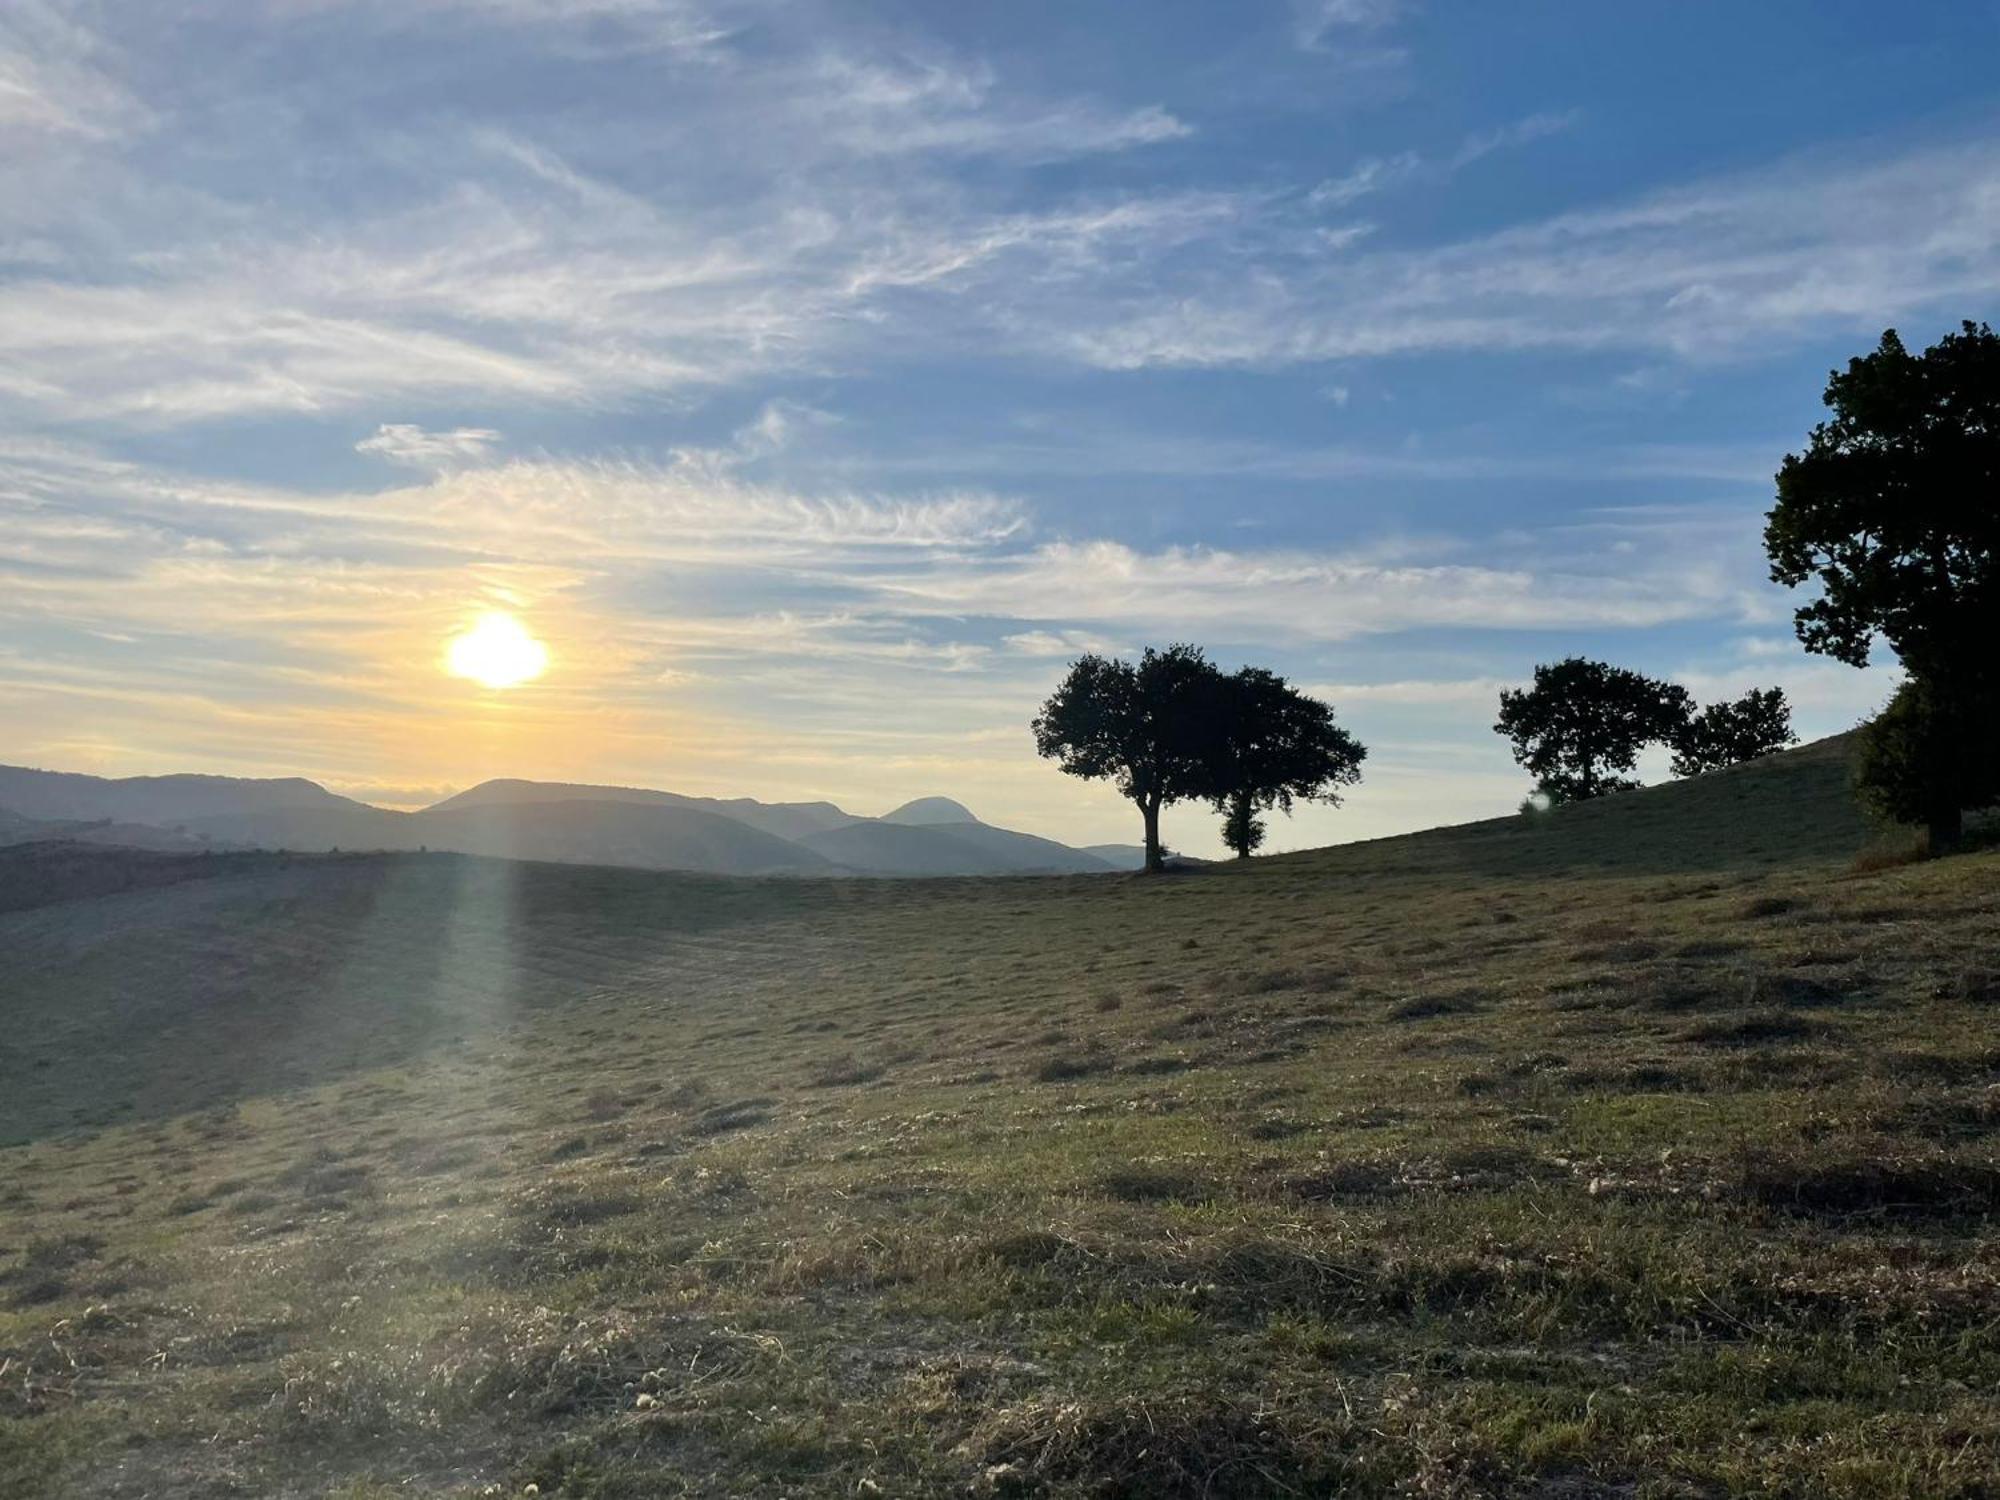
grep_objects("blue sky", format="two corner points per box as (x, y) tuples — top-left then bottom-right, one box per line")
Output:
(3, 0), (1996, 853)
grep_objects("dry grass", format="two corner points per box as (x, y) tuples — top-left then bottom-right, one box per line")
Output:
(3, 737), (2000, 1497)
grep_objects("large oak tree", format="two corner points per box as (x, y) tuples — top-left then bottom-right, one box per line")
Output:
(1765, 321), (2000, 850)
(1031, 645), (1225, 873)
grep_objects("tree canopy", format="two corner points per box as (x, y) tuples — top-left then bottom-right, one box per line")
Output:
(1669, 687), (1797, 778)
(1766, 322), (1999, 688)
(1208, 667), (1365, 858)
(1494, 658), (1692, 804)
(1031, 645), (1226, 873)
(1767, 321), (2000, 850)
(1032, 649), (1364, 869)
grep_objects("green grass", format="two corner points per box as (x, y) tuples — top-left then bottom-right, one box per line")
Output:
(3, 736), (1999, 1497)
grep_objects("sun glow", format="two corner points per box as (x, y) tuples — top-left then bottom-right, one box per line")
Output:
(445, 611), (549, 689)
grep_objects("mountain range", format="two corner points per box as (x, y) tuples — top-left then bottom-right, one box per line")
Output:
(0, 764), (1145, 878)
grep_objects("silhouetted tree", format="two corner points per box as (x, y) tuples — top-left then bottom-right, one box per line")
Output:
(1766, 322), (2000, 850)
(1209, 668), (1366, 858)
(1669, 687), (1797, 777)
(1032, 645), (1226, 873)
(1220, 797), (1266, 858)
(1495, 658), (1692, 804)
(1854, 679), (2000, 853)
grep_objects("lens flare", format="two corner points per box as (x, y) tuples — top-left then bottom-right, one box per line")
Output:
(445, 611), (548, 689)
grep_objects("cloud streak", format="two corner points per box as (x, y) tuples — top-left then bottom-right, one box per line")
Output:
(0, 2), (146, 140)
(1, 440), (1774, 695)
(357, 424), (504, 468)
(1066, 139), (2000, 370)
(7, 5), (1990, 431)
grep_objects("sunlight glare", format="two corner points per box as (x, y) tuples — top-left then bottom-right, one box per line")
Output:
(445, 611), (549, 689)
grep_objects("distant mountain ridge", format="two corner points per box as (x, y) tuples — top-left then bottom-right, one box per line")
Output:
(0, 764), (1117, 880)
(879, 796), (977, 826)
(0, 765), (351, 826)
(430, 778), (858, 843)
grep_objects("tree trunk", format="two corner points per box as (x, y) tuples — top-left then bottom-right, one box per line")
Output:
(1140, 797), (1163, 873)
(1928, 803), (1963, 858)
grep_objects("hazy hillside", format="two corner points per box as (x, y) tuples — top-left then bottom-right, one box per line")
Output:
(0, 764), (355, 826)
(4, 734), (1998, 1499)
(897, 817), (1116, 873)
(432, 778), (858, 843)
(1082, 842), (1148, 869)
(417, 798), (834, 875)
(4, 765), (1122, 878)
(178, 802), (418, 851)
(795, 818), (1026, 876)
(0, 809), (209, 853)
(656, 794), (855, 842)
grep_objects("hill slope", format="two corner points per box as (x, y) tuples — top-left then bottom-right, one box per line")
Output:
(894, 817), (1116, 874)
(794, 819), (1025, 876)
(0, 808), (207, 852)
(6, 737), (1998, 1499)
(1319, 730), (1871, 879)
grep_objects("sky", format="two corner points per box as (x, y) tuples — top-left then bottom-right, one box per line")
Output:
(3, 0), (1997, 856)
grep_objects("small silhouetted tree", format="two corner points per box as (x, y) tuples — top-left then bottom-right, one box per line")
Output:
(1220, 797), (1265, 857)
(1854, 680), (2000, 854)
(1032, 645), (1226, 873)
(1495, 658), (1692, 804)
(1669, 687), (1797, 777)
(1209, 668), (1366, 858)
(1766, 321), (2000, 850)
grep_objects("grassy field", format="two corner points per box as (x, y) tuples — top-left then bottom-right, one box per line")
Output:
(4, 736), (2000, 1498)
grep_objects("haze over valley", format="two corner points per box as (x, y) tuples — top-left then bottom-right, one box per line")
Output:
(0, 764), (1141, 877)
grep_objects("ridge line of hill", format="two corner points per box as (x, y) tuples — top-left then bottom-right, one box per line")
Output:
(0, 763), (1130, 878)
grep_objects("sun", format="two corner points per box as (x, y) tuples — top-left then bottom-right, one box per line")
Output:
(445, 610), (549, 689)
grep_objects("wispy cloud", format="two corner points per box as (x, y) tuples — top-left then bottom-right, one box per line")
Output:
(0, 2), (146, 140)
(0, 438), (1767, 671)
(1001, 628), (1123, 658)
(799, 53), (1191, 162)
(1304, 110), (1575, 211)
(870, 529), (1768, 644)
(0, 131), (1230, 424)
(1068, 137), (2000, 370)
(357, 423), (503, 469)
(1294, 0), (1407, 50)
(1307, 152), (1421, 209)
(7, 76), (1984, 429)
(4, 0), (1990, 433)
(251, 0), (736, 55)
(1445, 108), (1578, 169)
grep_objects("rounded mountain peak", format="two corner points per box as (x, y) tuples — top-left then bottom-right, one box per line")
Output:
(879, 796), (978, 826)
